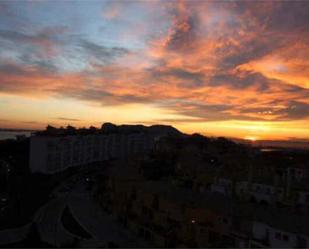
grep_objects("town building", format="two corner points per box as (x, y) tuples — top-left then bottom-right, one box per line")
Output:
(29, 123), (180, 174)
(98, 166), (309, 248)
(29, 133), (157, 174)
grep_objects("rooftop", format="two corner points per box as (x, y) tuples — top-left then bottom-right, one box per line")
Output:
(137, 180), (309, 235)
(34, 123), (183, 137)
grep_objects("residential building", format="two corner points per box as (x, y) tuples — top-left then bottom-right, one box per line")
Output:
(30, 133), (155, 174)
(252, 221), (309, 248)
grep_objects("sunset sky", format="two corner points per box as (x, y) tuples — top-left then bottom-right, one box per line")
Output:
(0, 0), (309, 140)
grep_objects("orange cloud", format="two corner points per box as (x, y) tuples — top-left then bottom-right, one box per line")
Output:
(236, 42), (309, 89)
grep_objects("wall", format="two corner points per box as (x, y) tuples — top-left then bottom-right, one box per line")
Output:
(29, 133), (155, 174)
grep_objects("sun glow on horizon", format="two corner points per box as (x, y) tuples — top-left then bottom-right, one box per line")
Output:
(244, 136), (259, 142)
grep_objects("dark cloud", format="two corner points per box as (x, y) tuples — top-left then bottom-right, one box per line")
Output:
(79, 39), (129, 65)
(0, 28), (131, 73)
(58, 88), (113, 102)
(168, 68), (203, 81)
(0, 61), (60, 95)
(18, 53), (58, 73)
(22, 121), (41, 124)
(0, 29), (39, 42)
(57, 117), (81, 122)
(0, 2), (8, 12)
(161, 101), (235, 121)
(0, 63), (30, 76)
(151, 118), (207, 123)
(239, 101), (309, 121)
(149, 67), (204, 87)
(0, 27), (66, 45)
(265, 2), (309, 33)
(0, 27), (68, 73)
(173, 102), (269, 121)
(279, 85), (309, 102)
(230, 1), (309, 34)
(215, 2), (309, 71)
(210, 72), (270, 91)
(221, 38), (284, 70)
(58, 87), (151, 106)
(166, 15), (198, 52)
(129, 118), (208, 125)
(279, 101), (309, 120)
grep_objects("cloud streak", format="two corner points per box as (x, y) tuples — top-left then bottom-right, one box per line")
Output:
(57, 117), (81, 122)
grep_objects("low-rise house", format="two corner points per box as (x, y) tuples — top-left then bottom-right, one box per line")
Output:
(252, 221), (309, 248)
(296, 190), (309, 215)
(109, 180), (249, 247)
(287, 166), (308, 182)
(235, 180), (284, 205)
(249, 183), (278, 204)
(210, 178), (233, 196)
(98, 160), (309, 248)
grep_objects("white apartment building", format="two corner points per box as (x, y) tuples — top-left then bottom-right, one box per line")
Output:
(287, 167), (308, 182)
(235, 181), (284, 204)
(29, 133), (155, 174)
(252, 221), (309, 248)
(210, 178), (233, 196)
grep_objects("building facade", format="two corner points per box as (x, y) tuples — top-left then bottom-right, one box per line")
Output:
(29, 133), (155, 174)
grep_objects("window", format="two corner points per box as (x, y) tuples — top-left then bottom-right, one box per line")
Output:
(275, 232), (281, 240)
(283, 234), (289, 241)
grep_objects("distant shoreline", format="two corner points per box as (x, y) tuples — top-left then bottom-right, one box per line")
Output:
(231, 138), (309, 151)
(0, 128), (38, 132)
(0, 130), (34, 141)
(0, 127), (308, 151)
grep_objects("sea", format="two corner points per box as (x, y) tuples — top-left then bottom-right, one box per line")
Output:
(0, 131), (32, 141)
